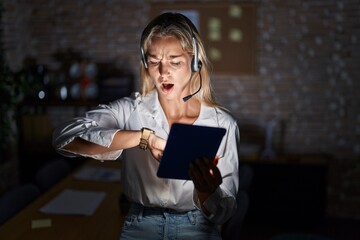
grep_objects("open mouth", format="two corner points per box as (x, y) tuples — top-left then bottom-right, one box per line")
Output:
(162, 83), (174, 91)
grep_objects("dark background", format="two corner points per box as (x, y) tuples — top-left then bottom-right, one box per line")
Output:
(1, 0), (359, 239)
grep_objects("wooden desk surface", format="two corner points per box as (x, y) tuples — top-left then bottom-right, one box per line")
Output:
(0, 159), (126, 240)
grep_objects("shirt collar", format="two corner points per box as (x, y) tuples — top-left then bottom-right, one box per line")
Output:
(138, 91), (169, 132)
(137, 91), (221, 132)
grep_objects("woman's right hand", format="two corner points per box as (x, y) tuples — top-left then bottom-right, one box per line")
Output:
(148, 134), (166, 161)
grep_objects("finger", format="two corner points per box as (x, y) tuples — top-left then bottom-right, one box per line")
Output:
(206, 159), (221, 179)
(198, 158), (222, 187)
(189, 161), (201, 180)
(150, 149), (163, 162)
(194, 158), (217, 180)
(189, 162), (206, 183)
(203, 158), (217, 177)
(154, 137), (166, 151)
(193, 158), (211, 176)
(189, 166), (207, 191)
(191, 159), (217, 191)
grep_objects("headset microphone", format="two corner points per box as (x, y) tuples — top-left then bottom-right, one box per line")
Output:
(182, 95), (193, 102)
(182, 66), (202, 102)
(183, 34), (202, 102)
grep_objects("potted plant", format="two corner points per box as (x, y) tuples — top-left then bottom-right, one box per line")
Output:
(0, 62), (41, 162)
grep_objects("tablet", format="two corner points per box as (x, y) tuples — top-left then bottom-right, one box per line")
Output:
(157, 123), (226, 180)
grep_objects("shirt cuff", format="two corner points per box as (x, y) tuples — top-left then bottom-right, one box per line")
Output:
(193, 187), (222, 220)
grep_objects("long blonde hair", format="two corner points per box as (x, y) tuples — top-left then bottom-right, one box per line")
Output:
(140, 12), (222, 108)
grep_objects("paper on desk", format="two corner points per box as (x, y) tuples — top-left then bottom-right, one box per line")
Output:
(39, 189), (106, 216)
(73, 166), (121, 182)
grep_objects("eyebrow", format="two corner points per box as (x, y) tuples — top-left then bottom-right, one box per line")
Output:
(147, 53), (184, 60)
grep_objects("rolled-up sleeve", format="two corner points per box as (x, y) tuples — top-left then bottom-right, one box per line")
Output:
(193, 118), (240, 224)
(52, 97), (136, 160)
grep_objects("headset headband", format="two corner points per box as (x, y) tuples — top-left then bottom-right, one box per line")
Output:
(140, 12), (202, 72)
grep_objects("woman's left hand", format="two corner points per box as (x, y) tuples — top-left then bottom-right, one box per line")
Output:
(189, 157), (222, 194)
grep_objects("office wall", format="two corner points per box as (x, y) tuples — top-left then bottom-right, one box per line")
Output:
(2, 0), (360, 218)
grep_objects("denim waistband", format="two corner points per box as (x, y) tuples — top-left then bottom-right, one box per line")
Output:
(130, 203), (198, 216)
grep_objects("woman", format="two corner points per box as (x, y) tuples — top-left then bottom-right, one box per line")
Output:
(53, 12), (239, 239)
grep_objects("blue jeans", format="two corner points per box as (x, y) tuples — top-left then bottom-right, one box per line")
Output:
(120, 203), (222, 240)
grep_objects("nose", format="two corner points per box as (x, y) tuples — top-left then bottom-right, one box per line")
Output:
(159, 62), (169, 76)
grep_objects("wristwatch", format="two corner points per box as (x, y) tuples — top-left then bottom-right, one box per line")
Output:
(139, 127), (154, 150)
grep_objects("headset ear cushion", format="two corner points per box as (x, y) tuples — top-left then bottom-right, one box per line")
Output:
(191, 59), (202, 72)
(198, 60), (202, 70)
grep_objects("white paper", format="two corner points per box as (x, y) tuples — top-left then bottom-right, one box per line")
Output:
(73, 166), (121, 182)
(39, 189), (106, 216)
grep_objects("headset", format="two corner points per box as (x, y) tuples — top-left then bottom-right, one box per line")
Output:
(140, 12), (202, 73)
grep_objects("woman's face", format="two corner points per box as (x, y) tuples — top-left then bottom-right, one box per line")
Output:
(146, 35), (193, 101)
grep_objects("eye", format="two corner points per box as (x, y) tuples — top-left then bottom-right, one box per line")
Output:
(148, 61), (159, 66)
(171, 62), (181, 66)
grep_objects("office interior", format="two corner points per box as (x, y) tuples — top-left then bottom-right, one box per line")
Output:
(0, 0), (359, 239)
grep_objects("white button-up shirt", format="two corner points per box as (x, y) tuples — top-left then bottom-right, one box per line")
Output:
(53, 91), (239, 224)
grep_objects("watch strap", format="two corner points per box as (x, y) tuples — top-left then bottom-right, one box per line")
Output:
(139, 128), (154, 150)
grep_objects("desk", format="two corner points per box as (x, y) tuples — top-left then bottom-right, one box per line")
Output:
(243, 157), (328, 227)
(0, 159), (126, 240)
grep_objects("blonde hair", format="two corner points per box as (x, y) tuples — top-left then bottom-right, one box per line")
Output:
(140, 12), (222, 108)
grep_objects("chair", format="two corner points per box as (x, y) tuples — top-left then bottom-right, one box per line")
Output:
(35, 158), (71, 192)
(0, 184), (41, 225)
(221, 164), (253, 240)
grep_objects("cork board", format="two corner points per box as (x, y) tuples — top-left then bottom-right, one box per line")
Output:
(150, 3), (257, 75)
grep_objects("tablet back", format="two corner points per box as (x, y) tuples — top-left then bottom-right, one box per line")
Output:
(157, 123), (226, 180)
